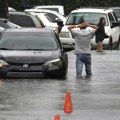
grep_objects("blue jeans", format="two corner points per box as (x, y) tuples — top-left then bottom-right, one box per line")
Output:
(76, 53), (92, 76)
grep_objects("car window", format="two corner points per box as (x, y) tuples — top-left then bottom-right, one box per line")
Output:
(0, 32), (58, 50)
(41, 8), (59, 13)
(112, 12), (118, 21)
(45, 13), (58, 22)
(66, 12), (108, 26)
(108, 12), (115, 23)
(0, 20), (11, 28)
(9, 14), (36, 27)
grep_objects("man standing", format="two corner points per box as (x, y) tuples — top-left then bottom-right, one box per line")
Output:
(68, 18), (98, 78)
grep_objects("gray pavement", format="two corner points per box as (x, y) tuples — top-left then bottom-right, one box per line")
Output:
(0, 50), (120, 120)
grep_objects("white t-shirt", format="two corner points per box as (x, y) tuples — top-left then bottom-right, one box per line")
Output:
(71, 27), (95, 54)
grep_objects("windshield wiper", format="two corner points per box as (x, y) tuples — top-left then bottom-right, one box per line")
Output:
(23, 49), (45, 50)
(0, 48), (13, 50)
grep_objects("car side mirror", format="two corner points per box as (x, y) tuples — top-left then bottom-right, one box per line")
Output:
(62, 44), (74, 52)
(111, 21), (120, 28)
(55, 18), (64, 34)
(55, 18), (64, 27)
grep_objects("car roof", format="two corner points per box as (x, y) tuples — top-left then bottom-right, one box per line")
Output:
(32, 5), (64, 15)
(25, 9), (61, 14)
(9, 11), (33, 16)
(109, 7), (120, 9)
(25, 9), (67, 22)
(4, 28), (53, 34)
(8, 7), (16, 11)
(71, 8), (113, 14)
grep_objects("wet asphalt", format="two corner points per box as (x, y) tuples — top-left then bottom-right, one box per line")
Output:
(0, 50), (120, 120)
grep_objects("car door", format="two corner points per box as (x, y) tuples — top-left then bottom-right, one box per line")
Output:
(108, 12), (120, 43)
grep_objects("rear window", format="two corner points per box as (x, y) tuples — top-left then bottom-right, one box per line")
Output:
(9, 14), (36, 27)
(44, 13), (58, 22)
(66, 12), (108, 26)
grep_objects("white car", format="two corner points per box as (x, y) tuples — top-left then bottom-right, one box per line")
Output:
(32, 5), (65, 15)
(24, 9), (67, 24)
(59, 8), (120, 49)
(29, 12), (59, 34)
(8, 7), (16, 12)
(24, 9), (67, 34)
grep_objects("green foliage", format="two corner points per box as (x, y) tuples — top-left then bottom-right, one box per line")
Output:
(0, 0), (120, 17)
(0, 0), (8, 18)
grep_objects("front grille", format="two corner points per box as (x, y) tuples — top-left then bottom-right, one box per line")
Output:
(8, 65), (43, 72)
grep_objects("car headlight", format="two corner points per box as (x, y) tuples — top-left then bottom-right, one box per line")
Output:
(0, 60), (8, 68)
(44, 58), (62, 70)
(59, 32), (69, 38)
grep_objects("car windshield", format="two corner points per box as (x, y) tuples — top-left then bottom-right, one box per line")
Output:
(0, 32), (58, 50)
(66, 12), (108, 26)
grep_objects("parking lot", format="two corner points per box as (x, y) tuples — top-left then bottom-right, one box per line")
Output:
(0, 50), (120, 120)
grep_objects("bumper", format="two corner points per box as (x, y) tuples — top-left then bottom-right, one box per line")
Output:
(6, 71), (45, 78)
(0, 66), (65, 79)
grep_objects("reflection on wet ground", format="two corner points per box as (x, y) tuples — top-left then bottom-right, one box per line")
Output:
(0, 50), (120, 120)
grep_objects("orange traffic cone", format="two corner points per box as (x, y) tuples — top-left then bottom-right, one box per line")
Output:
(64, 92), (73, 113)
(54, 115), (60, 120)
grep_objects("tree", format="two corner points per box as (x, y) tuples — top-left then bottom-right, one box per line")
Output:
(0, 0), (8, 18)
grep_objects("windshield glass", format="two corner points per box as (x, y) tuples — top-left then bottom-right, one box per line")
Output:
(66, 12), (108, 26)
(0, 32), (58, 50)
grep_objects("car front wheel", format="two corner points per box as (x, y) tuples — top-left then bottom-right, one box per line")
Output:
(108, 37), (113, 50)
(117, 35), (120, 50)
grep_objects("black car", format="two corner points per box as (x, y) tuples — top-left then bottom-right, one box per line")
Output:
(0, 28), (73, 79)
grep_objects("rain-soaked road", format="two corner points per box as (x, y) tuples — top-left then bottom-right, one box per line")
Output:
(0, 50), (120, 120)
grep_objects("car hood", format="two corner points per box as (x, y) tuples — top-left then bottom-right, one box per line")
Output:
(0, 50), (60, 64)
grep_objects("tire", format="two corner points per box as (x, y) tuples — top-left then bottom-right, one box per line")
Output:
(108, 37), (113, 50)
(117, 36), (120, 50)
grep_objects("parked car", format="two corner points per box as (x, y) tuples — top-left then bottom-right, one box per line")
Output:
(25, 9), (66, 34)
(8, 12), (45, 28)
(0, 18), (21, 28)
(59, 8), (120, 50)
(8, 7), (16, 12)
(0, 28), (74, 79)
(28, 12), (63, 34)
(109, 7), (120, 21)
(32, 5), (65, 16)
(24, 9), (67, 24)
